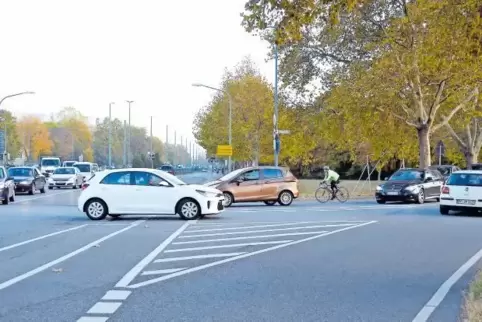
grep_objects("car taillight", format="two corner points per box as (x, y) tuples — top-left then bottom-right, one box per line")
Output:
(441, 186), (450, 194)
(81, 183), (89, 190)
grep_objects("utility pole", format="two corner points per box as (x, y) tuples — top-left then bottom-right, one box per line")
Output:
(126, 100), (133, 166)
(165, 125), (169, 163)
(108, 102), (115, 168)
(174, 131), (177, 166)
(180, 135), (183, 166)
(150, 116), (154, 169)
(273, 42), (279, 167)
(123, 120), (127, 167)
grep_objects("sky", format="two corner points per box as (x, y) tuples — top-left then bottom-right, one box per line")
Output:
(0, 0), (274, 154)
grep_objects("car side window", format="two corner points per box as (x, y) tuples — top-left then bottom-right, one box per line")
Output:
(262, 169), (283, 179)
(240, 170), (260, 181)
(134, 172), (165, 186)
(101, 172), (131, 185)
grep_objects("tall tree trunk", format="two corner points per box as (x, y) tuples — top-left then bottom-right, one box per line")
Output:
(464, 149), (477, 169)
(417, 126), (431, 168)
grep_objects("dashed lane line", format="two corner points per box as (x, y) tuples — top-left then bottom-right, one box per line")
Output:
(0, 220), (144, 291)
(0, 224), (88, 253)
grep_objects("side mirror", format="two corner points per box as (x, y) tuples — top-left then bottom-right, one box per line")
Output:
(384, 177), (389, 181)
(159, 181), (170, 187)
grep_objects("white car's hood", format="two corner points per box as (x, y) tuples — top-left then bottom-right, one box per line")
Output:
(51, 174), (75, 180)
(188, 184), (222, 194)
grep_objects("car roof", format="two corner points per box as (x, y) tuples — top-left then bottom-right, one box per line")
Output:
(450, 170), (482, 174)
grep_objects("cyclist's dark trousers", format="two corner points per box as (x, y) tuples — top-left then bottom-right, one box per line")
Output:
(330, 180), (339, 194)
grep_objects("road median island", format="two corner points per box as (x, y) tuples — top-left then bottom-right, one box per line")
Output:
(298, 179), (380, 200)
(463, 270), (482, 322)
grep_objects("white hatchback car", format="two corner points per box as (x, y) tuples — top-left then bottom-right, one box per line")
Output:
(439, 170), (482, 215)
(78, 168), (225, 220)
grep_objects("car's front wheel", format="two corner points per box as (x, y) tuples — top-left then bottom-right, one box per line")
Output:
(222, 192), (234, 207)
(177, 198), (201, 220)
(85, 199), (108, 220)
(416, 189), (425, 204)
(278, 190), (294, 206)
(376, 199), (386, 204)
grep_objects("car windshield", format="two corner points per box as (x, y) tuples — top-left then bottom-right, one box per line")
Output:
(74, 164), (91, 172)
(64, 161), (75, 167)
(446, 173), (482, 186)
(152, 169), (186, 185)
(8, 168), (33, 177)
(218, 168), (246, 181)
(54, 168), (75, 175)
(389, 170), (423, 181)
(41, 159), (60, 166)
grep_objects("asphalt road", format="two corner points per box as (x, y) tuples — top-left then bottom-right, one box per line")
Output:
(1, 172), (482, 322)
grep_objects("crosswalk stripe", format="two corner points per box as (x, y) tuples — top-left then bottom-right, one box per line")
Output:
(165, 240), (292, 253)
(154, 253), (247, 263)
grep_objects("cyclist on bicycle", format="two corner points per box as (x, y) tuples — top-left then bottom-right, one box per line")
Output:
(322, 166), (340, 200)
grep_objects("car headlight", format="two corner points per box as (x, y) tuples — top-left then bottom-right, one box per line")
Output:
(196, 190), (217, 197)
(404, 186), (419, 192)
(376, 185), (383, 191)
(20, 180), (30, 185)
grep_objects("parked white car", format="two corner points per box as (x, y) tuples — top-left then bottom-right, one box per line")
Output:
(73, 162), (96, 181)
(439, 170), (482, 215)
(78, 168), (225, 220)
(48, 167), (83, 189)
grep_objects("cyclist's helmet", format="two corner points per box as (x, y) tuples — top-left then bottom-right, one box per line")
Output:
(323, 166), (329, 171)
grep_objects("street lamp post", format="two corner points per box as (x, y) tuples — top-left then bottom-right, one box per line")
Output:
(192, 83), (232, 172)
(273, 42), (279, 166)
(108, 102), (115, 168)
(126, 100), (133, 166)
(0, 91), (35, 164)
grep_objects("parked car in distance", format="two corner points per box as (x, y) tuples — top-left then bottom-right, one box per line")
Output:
(62, 160), (77, 167)
(159, 164), (175, 175)
(48, 167), (83, 189)
(428, 165), (461, 182)
(376, 168), (444, 204)
(203, 166), (300, 207)
(7, 166), (47, 195)
(439, 170), (482, 215)
(78, 168), (224, 220)
(0, 166), (15, 204)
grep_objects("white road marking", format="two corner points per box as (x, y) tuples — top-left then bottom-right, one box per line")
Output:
(141, 268), (186, 276)
(0, 224), (88, 253)
(412, 247), (482, 322)
(101, 290), (132, 301)
(115, 221), (193, 288)
(0, 220), (143, 291)
(179, 224), (355, 238)
(128, 221), (377, 289)
(14, 190), (75, 203)
(154, 252), (247, 263)
(165, 240), (292, 253)
(77, 317), (109, 322)
(87, 302), (122, 314)
(185, 221), (333, 233)
(173, 231), (328, 245)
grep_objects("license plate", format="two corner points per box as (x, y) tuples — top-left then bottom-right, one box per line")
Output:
(386, 192), (399, 196)
(456, 199), (476, 205)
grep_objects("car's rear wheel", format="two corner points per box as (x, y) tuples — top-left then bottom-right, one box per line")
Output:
(177, 198), (201, 220)
(222, 192), (234, 207)
(416, 189), (425, 204)
(85, 199), (108, 220)
(278, 190), (294, 206)
(2, 192), (8, 205)
(264, 200), (277, 206)
(440, 205), (449, 215)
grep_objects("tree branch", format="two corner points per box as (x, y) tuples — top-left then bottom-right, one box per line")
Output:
(444, 123), (467, 149)
(376, 107), (418, 127)
(427, 79), (447, 124)
(432, 87), (479, 132)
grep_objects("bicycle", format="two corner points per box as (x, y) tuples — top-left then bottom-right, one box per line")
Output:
(315, 181), (350, 203)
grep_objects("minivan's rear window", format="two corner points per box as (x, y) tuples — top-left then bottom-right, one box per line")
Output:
(446, 173), (482, 186)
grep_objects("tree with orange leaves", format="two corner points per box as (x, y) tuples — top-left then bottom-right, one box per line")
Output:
(16, 116), (53, 161)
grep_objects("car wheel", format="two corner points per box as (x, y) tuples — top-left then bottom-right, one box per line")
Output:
(29, 183), (35, 195)
(2, 192), (8, 205)
(222, 192), (234, 207)
(278, 190), (294, 206)
(85, 199), (108, 220)
(264, 200), (277, 206)
(416, 189), (425, 204)
(440, 205), (449, 215)
(436, 197), (440, 202)
(176, 198), (201, 220)
(376, 199), (386, 204)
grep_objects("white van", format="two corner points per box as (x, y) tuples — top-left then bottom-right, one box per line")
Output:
(73, 162), (94, 181)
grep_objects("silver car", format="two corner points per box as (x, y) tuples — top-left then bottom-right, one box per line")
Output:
(48, 167), (84, 189)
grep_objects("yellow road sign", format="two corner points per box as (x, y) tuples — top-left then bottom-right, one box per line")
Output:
(216, 145), (233, 156)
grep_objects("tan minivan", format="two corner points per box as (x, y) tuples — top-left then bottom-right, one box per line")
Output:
(203, 166), (300, 207)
